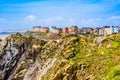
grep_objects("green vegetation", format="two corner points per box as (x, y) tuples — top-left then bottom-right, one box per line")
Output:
(4, 33), (120, 80)
(40, 33), (120, 80)
(24, 31), (32, 37)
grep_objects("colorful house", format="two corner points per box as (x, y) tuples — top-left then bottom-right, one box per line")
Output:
(117, 26), (120, 33)
(103, 26), (118, 35)
(33, 26), (41, 32)
(39, 27), (49, 33)
(69, 26), (78, 34)
(111, 26), (118, 33)
(98, 28), (104, 36)
(62, 27), (69, 34)
(58, 28), (62, 33)
(33, 26), (48, 33)
(80, 27), (91, 34)
(94, 28), (99, 35)
(103, 26), (112, 35)
(90, 28), (94, 35)
(49, 26), (60, 34)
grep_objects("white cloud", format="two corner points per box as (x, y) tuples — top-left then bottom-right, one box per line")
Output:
(68, 18), (75, 23)
(40, 16), (64, 22)
(107, 16), (120, 20)
(28, 16), (76, 27)
(79, 18), (101, 26)
(37, 16), (65, 25)
(23, 15), (120, 27)
(24, 15), (36, 23)
(104, 16), (120, 25)
(56, 16), (64, 21)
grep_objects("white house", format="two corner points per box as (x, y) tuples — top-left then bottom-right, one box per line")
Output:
(49, 26), (60, 34)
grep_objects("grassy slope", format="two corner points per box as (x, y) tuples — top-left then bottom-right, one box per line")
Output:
(41, 34), (120, 80)
(5, 33), (120, 80)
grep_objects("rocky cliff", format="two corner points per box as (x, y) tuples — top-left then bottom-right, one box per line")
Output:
(0, 33), (120, 80)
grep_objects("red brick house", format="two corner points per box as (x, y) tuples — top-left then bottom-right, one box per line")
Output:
(62, 27), (69, 34)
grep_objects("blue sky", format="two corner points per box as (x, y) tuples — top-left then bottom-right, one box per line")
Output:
(0, 0), (120, 32)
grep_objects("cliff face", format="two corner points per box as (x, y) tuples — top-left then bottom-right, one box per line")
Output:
(0, 33), (26, 80)
(0, 33), (46, 80)
(0, 33), (120, 80)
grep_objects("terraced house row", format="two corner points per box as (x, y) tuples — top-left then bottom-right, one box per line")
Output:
(91, 26), (120, 36)
(33, 26), (79, 34)
(33, 25), (120, 36)
(80, 26), (120, 36)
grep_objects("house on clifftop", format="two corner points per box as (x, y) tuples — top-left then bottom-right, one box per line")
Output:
(33, 26), (49, 33)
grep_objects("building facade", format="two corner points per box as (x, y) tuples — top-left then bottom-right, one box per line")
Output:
(94, 28), (99, 35)
(39, 27), (49, 33)
(98, 28), (104, 36)
(33, 26), (48, 33)
(80, 27), (91, 34)
(104, 26), (112, 35)
(69, 26), (78, 34)
(117, 26), (120, 33)
(62, 27), (69, 34)
(33, 26), (41, 32)
(49, 26), (60, 34)
(111, 26), (118, 33)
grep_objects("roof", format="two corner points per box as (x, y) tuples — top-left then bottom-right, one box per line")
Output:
(33, 26), (49, 29)
(33, 26), (41, 28)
